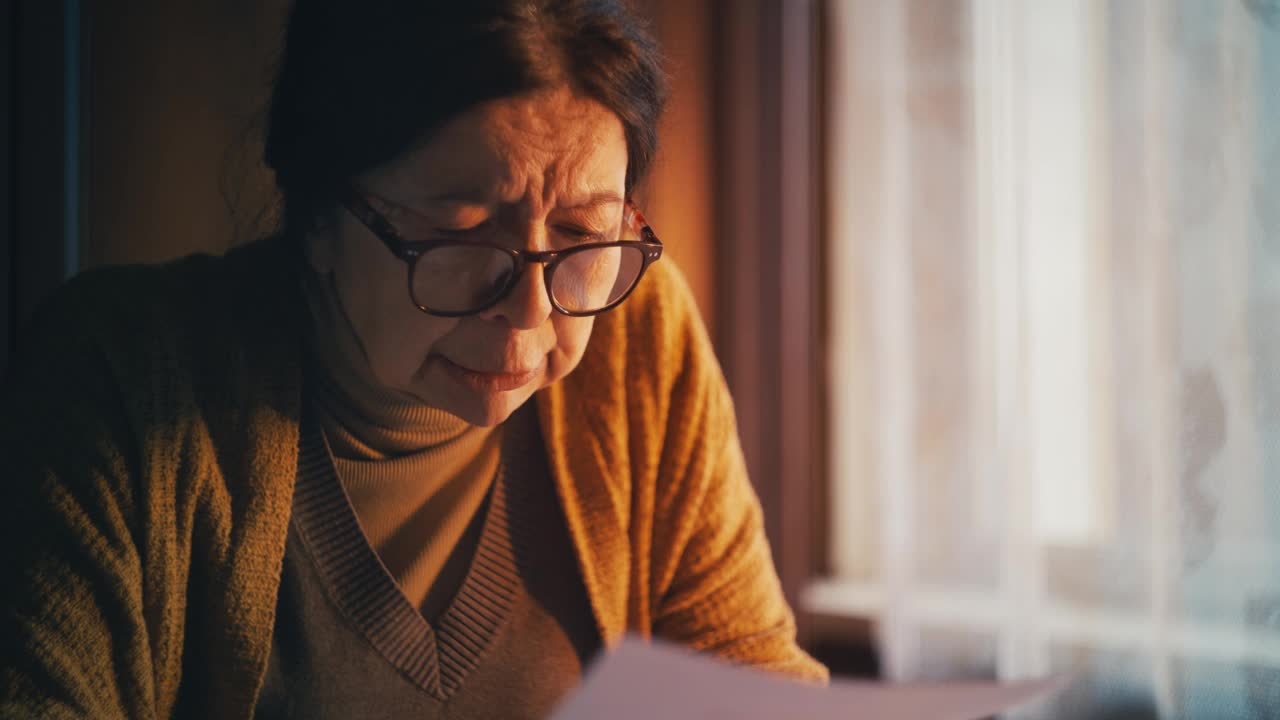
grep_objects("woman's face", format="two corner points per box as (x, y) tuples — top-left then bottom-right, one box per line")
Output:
(305, 87), (629, 427)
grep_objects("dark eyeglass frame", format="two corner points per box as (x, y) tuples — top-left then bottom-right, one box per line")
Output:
(342, 189), (664, 318)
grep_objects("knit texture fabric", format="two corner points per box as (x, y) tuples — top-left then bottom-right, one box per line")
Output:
(255, 399), (598, 719)
(0, 234), (828, 720)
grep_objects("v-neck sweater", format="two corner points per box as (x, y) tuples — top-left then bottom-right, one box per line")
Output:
(254, 400), (598, 718)
(1, 234), (826, 720)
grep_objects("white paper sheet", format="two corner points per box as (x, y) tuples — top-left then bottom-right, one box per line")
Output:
(551, 636), (1069, 720)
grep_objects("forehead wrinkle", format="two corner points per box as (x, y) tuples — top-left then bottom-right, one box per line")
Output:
(490, 92), (618, 202)
(375, 89), (626, 218)
(488, 137), (617, 217)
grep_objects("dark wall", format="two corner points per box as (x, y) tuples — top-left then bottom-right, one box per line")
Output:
(3, 0), (288, 374)
(84, 0), (288, 268)
(2, 2), (15, 366)
(7, 1), (80, 362)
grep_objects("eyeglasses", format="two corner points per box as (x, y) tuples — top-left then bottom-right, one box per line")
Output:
(341, 189), (664, 318)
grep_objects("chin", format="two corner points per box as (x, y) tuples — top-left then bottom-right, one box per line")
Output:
(447, 389), (535, 427)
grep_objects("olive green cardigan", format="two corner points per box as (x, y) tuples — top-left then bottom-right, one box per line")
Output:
(0, 235), (826, 719)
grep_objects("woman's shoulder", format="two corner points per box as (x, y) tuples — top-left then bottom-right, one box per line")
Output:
(7, 235), (305, 413)
(14, 255), (212, 368)
(589, 255), (722, 404)
(21, 235), (296, 347)
(591, 257), (709, 369)
(614, 256), (701, 335)
(555, 256), (725, 450)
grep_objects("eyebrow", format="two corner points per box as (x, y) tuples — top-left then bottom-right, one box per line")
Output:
(420, 189), (625, 209)
(422, 188), (494, 206)
(561, 192), (625, 209)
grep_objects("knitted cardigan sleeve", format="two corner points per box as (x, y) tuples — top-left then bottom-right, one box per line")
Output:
(0, 279), (154, 720)
(633, 263), (829, 684)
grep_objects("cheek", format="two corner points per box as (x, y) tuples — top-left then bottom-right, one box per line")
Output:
(545, 315), (596, 383)
(363, 310), (456, 387)
(332, 244), (457, 388)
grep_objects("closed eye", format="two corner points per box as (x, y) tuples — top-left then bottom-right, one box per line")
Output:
(433, 219), (493, 239)
(555, 225), (609, 243)
(426, 222), (611, 246)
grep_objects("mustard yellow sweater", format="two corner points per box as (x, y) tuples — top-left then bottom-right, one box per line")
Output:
(0, 234), (827, 719)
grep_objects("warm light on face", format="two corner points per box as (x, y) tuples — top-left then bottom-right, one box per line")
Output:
(304, 87), (630, 426)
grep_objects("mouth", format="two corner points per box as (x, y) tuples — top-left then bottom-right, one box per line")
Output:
(435, 355), (542, 393)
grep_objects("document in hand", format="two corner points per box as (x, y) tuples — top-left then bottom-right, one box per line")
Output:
(551, 636), (1068, 720)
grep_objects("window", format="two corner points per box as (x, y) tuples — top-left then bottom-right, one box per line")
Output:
(811, 0), (1280, 715)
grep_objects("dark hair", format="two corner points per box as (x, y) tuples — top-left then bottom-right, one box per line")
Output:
(263, 0), (667, 238)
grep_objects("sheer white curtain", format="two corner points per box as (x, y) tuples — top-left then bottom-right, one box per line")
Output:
(811, 0), (1280, 716)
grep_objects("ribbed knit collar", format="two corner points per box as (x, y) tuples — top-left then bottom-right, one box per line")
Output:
(299, 263), (479, 461)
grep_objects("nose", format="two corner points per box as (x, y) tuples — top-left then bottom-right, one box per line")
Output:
(478, 241), (555, 330)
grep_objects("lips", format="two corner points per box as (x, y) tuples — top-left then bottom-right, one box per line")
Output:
(436, 355), (542, 392)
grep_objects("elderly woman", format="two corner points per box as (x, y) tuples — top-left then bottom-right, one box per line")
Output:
(0, 1), (826, 717)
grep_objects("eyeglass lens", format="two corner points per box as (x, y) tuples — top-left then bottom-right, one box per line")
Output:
(412, 244), (647, 314)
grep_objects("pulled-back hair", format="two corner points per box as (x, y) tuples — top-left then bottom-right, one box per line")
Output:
(264, 0), (667, 238)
